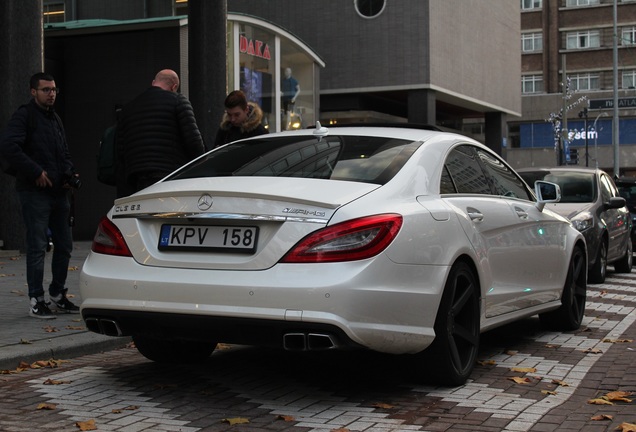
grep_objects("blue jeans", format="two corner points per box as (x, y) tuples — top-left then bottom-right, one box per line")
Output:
(18, 190), (73, 299)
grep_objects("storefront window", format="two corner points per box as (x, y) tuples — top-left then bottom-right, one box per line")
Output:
(238, 23), (275, 130)
(280, 43), (315, 131)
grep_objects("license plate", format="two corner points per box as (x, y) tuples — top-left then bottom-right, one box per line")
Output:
(158, 224), (258, 253)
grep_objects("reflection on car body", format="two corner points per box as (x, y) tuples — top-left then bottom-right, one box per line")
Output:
(80, 124), (587, 386)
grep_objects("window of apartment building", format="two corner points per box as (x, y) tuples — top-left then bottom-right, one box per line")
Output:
(570, 73), (600, 91)
(43, 2), (65, 23)
(175, 0), (188, 16)
(566, 0), (600, 6)
(566, 30), (600, 49)
(522, 32), (543, 52)
(623, 26), (636, 46)
(624, 70), (636, 88)
(521, 0), (542, 10)
(522, 75), (543, 94)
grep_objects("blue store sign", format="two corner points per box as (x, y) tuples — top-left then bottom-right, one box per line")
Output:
(519, 118), (636, 148)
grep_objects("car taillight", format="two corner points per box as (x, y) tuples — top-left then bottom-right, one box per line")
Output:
(91, 216), (133, 257)
(281, 214), (403, 263)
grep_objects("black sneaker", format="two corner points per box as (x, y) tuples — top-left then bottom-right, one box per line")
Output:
(30, 297), (56, 319)
(50, 292), (80, 314)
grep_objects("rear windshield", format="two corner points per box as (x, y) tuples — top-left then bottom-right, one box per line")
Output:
(519, 171), (596, 203)
(167, 135), (420, 185)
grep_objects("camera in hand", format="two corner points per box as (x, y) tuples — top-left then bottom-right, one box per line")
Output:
(63, 170), (82, 189)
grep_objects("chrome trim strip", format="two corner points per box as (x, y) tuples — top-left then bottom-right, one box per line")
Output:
(112, 212), (327, 224)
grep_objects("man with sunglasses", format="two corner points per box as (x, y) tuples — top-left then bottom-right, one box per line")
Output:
(0, 72), (80, 319)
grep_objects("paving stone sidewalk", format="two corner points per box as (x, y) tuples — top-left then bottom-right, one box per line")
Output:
(0, 241), (130, 371)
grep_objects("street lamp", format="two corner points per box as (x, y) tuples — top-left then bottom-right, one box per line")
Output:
(578, 107), (589, 167)
(592, 112), (608, 169)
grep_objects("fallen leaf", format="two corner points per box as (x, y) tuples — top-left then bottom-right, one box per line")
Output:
(545, 344), (560, 348)
(583, 348), (603, 354)
(75, 419), (97, 431)
(617, 422), (636, 432)
(65, 326), (85, 331)
(605, 391), (633, 403)
(591, 414), (613, 421)
(277, 415), (295, 421)
(43, 326), (59, 333)
(508, 376), (531, 384)
(330, 429), (351, 432)
(372, 402), (395, 409)
(222, 417), (249, 425)
(10, 289), (24, 295)
(587, 398), (613, 405)
(477, 360), (496, 366)
(600, 290), (608, 296)
(603, 339), (633, 344)
(112, 405), (139, 413)
(541, 390), (557, 395)
(510, 367), (536, 373)
(20, 339), (32, 344)
(68, 266), (79, 271)
(0, 273), (16, 277)
(44, 379), (71, 385)
(551, 379), (569, 387)
(505, 350), (518, 355)
(36, 403), (56, 410)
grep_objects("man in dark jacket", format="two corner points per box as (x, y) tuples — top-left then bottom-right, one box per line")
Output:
(116, 69), (205, 196)
(0, 72), (79, 319)
(214, 90), (268, 148)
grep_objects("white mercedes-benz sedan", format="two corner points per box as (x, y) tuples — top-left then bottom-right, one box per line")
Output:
(80, 124), (586, 385)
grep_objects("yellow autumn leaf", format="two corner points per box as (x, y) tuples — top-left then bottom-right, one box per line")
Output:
(44, 379), (70, 385)
(590, 414), (613, 421)
(551, 379), (569, 387)
(277, 415), (295, 422)
(372, 402), (395, 409)
(605, 391), (633, 403)
(587, 398), (613, 405)
(65, 326), (85, 331)
(477, 360), (496, 366)
(222, 417), (249, 425)
(583, 348), (603, 354)
(508, 376), (531, 384)
(36, 403), (56, 410)
(75, 419), (97, 431)
(541, 390), (557, 396)
(545, 344), (560, 348)
(603, 338), (634, 343)
(617, 422), (636, 432)
(510, 367), (536, 373)
(68, 266), (79, 271)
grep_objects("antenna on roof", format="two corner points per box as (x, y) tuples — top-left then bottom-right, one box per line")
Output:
(313, 121), (329, 141)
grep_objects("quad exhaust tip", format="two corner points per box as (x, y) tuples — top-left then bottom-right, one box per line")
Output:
(283, 332), (337, 351)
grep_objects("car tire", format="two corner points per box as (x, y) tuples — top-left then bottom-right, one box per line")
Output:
(614, 239), (633, 273)
(133, 335), (217, 363)
(539, 245), (586, 331)
(421, 261), (480, 386)
(588, 238), (608, 284)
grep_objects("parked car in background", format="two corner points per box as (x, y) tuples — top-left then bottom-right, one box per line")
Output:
(518, 167), (632, 283)
(80, 124), (587, 386)
(615, 176), (636, 250)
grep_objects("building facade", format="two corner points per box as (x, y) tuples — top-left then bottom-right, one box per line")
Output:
(513, 0), (636, 174)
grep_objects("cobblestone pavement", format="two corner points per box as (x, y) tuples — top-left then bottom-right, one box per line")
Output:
(1, 272), (636, 432)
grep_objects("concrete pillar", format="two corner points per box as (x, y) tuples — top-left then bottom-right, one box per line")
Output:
(0, 0), (43, 251)
(188, 0), (227, 151)
(407, 89), (436, 125)
(485, 112), (507, 158)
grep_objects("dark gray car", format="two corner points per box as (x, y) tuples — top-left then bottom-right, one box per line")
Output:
(518, 167), (632, 283)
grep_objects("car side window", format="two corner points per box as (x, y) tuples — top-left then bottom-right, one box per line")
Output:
(443, 146), (492, 194)
(475, 149), (533, 201)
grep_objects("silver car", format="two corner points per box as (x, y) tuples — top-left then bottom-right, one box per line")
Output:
(518, 167), (632, 283)
(80, 125), (586, 386)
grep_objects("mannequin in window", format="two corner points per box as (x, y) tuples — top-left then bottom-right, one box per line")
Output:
(281, 67), (300, 113)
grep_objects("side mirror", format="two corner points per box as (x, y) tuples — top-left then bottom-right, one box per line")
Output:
(534, 180), (561, 212)
(606, 196), (626, 210)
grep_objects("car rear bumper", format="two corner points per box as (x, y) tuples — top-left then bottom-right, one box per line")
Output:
(79, 252), (449, 354)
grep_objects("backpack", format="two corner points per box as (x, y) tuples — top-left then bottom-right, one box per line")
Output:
(97, 124), (117, 186)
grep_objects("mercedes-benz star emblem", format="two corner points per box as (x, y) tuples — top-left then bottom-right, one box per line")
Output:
(197, 194), (213, 211)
